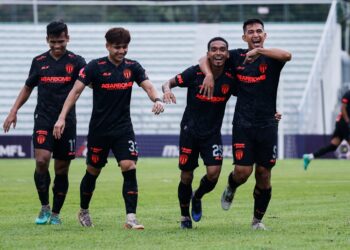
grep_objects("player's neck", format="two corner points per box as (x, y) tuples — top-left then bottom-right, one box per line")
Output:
(210, 66), (224, 80)
(49, 50), (66, 61)
(108, 55), (123, 67)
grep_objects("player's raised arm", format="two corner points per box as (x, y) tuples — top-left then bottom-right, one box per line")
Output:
(162, 78), (177, 104)
(3, 85), (33, 133)
(140, 79), (164, 115)
(198, 56), (214, 98)
(243, 48), (292, 64)
(53, 80), (86, 139)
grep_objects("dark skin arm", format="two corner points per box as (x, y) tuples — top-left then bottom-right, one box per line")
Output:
(162, 78), (177, 104)
(3, 85), (33, 132)
(198, 56), (214, 98)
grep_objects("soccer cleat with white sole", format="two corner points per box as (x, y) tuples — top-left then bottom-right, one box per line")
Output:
(221, 186), (235, 210)
(251, 217), (267, 230)
(78, 209), (94, 227)
(124, 213), (144, 230)
(252, 222), (267, 230)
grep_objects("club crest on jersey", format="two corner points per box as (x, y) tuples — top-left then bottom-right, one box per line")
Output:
(259, 63), (268, 74)
(235, 150), (244, 160)
(65, 64), (74, 74)
(37, 135), (46, 144)
(179, 154), (188, 165)
(36, 130), (48, 145)
(91, 154), (99, 164)
(123, 69), (132, 79)
(221, 84), (230, 95)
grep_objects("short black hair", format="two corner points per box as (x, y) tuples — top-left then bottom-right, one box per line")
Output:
(207, 37), (228, 51)
(105, 27), (131, 45)
(243, 19), (264, 33)
(46, 20), (68, 37)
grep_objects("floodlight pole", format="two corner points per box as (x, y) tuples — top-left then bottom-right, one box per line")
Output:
(33, 0), (38, 25)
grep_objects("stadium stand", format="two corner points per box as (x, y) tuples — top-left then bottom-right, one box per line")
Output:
(0, 23), (325, 135)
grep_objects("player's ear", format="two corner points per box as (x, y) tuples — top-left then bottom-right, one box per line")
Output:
(46, 36), (49, 43)
(242, 34), (247, 42)
(66, 34), (70, 42)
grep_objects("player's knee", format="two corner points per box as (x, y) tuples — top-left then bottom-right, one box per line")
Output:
(206, 165), (221, 182)
(207, 172), (220, 182)
(180, 171), (193, 185)
(255, 168), (271, 187)
(233, 169), (251, 183)
(119, 160), (136, 172)
(35, 158), (50, 172)
(86, 165), (101, 176)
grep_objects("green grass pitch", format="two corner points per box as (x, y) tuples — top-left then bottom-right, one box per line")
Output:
(0, 158), (349, 249)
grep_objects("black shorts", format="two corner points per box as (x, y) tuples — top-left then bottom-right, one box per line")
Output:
(332, 120), (350, 141)
(86, 131), (138, 169)
(178, 129), (223, 171)
(232, 125), (278, 168)
(32, 125), (76, 160)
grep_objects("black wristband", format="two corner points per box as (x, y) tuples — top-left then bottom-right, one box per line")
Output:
(154, 98), (162, 102)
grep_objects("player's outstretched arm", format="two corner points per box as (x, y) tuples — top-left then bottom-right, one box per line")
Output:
(244, 48), (292, 64)
(198, 56), (214, 98)
(140, 79), (164, 115)
(162, 78), (177, 104)
(3, 85), (33, 133)
(53, 80), (86, 139)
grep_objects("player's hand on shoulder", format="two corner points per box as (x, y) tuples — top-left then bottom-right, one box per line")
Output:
(53, 118), (66, 139)
(3, 112), (17, 133)
(200, 74), (214, 99)
(163, 91), (176, 104)
(152, 98), (164, 115)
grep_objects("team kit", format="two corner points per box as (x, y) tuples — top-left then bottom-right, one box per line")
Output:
(3, 19), (295, 230)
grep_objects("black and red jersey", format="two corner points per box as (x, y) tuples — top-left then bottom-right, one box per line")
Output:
(336, 90), (350, 124)
(175, 65), (236, 138)
(78, 57), (148, 136)
(228, 49), (285, 128)
(25, 50), (86, 127)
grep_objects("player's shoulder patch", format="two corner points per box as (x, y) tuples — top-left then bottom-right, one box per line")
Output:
(68, 53), (76, 58)
(96, 57), (108, 66)
(235, 48), (248, 57)
(124, 58), (136, 65)
(35, 54), (47, 61)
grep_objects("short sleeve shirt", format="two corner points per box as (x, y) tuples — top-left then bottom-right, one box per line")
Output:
(228, 49), (285, 128)
(78, 57), (148, 136)
(25, 50), (86, 127)
(175, 65), (236, 138)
